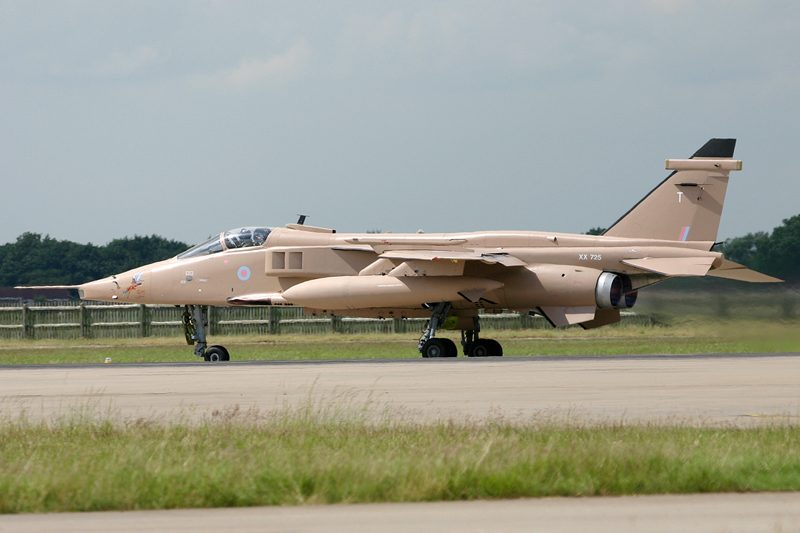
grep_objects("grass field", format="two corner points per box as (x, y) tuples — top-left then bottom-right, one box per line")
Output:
(1, 319), (798, 365)
(1, 409), (800, 513)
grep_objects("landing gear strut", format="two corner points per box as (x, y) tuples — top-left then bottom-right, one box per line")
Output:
(417, 304), (503, 358)
(418, 302), (457, 358)
(460, 316), (503, 357)
(182, 305), (230, 362)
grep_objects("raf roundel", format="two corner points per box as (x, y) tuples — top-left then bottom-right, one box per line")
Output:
(237, 266), (251, 281)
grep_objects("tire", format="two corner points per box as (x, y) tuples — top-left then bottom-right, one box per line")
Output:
(470, 339), (491, 357)
(421, 338), (448, 358)
(204, 345), (230, 362)
(486, 339), (503, 357)
(441, 338), (458, 358)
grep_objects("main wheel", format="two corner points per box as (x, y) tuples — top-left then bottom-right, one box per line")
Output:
(441, 338), (458, 358)
(421, 338), (449, 358)
(486, 339), (503, 357)
(204, 345), (230, 362)
(469, 339), (491, 357)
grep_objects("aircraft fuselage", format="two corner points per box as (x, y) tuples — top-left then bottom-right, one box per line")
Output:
(79, 227), (717, 315)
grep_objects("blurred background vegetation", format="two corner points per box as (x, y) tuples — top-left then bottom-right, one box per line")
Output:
(0, 233), (189, 286)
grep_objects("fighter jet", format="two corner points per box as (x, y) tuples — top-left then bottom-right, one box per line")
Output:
(29, 139), (780, 361)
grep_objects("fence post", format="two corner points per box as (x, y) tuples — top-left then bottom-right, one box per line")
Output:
(268, 307), (279, 335)
(207, 306), (217, 336)
(331, 315), (342, 333)
(139, 305), (149, 337)
(21, 303), (29, 339)
(79, 303), (87, 338)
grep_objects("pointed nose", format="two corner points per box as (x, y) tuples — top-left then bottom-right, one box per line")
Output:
(78, 277), (122, 302)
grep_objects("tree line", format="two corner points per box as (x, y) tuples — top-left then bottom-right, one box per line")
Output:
(0, 233), (189, 287)
(1, 214), (797, 288)
(716, 214), (799, 283)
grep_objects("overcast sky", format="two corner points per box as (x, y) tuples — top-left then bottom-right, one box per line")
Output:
(2, 1), (798, 247)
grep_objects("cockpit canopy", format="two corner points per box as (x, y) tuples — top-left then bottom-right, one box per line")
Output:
(178, 227), (272, 259)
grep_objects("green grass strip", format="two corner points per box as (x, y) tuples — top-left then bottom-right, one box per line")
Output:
(2, 411), (800, 513)
(2, 319), (799, 364)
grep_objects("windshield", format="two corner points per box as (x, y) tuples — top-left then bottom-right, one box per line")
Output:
(178, 227), (272, 259)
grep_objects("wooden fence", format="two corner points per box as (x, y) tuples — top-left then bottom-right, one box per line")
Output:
(0, 301), (655, 341)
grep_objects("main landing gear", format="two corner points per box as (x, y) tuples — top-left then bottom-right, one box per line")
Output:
(181, 302), (501, 361)
(182, 305), (230, 362)
(418, 303), (503, 358)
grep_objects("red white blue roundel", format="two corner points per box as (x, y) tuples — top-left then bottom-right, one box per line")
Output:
(237, 266), (251, 281)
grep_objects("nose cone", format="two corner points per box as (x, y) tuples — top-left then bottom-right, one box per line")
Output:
(78, 276), (122, 302)
(78, 268), (148, 302)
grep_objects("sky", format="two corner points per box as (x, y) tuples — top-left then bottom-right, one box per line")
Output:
(2, 0), (799, 247)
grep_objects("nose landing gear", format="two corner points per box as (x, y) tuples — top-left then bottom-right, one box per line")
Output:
(182, 305), (230, 362)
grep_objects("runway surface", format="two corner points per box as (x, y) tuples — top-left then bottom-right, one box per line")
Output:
(2, 352), (799, 424)
(1, 492), (799, 532)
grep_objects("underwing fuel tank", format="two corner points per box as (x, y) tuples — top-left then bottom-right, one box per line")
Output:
(281, 275), (504, 310)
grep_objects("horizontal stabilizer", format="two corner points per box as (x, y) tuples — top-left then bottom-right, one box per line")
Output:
(538, 306), (596, 328)
(621, 256), (716, 277)
(708, 259), (783, 283)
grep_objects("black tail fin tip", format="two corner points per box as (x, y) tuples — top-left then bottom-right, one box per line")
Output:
(691, 138), (736, 159)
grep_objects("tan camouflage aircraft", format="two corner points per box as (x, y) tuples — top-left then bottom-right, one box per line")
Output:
(31, 138), (781, 361)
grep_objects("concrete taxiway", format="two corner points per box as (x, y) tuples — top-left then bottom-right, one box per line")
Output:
(1, 353), (799, 424)
(1, 492), (799, 533)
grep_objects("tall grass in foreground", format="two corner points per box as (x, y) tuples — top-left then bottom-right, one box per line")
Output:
(1, 408), (800, 513)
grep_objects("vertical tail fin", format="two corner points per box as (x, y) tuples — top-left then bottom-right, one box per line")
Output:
(603, 139), (740, 242)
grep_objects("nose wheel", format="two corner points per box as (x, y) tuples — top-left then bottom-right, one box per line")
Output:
(183, 305), (230, 362)
(204, 345), (230, 362)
